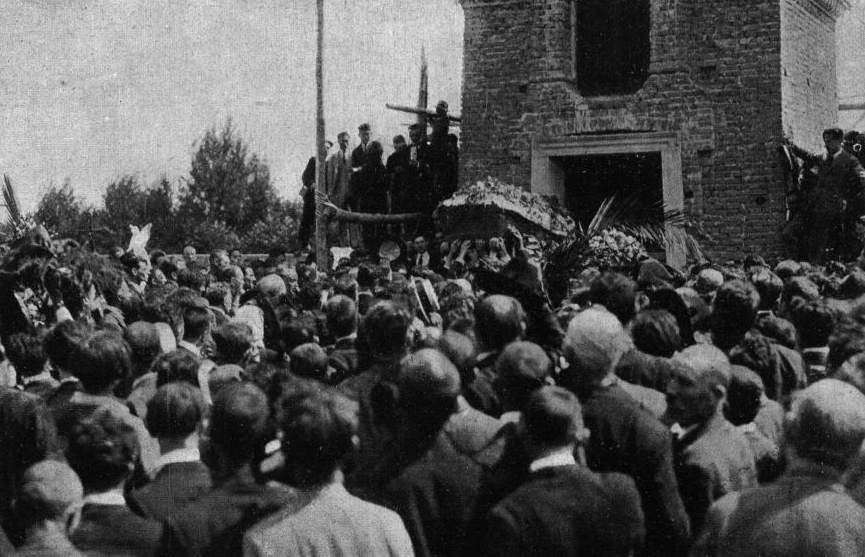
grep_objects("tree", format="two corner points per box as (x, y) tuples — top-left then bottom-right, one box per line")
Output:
(190, 220), (240, 253)
(33, 181), (88, 240)
(178, 119), (277, 240)
(143, 177), (181, 251)
(100, 175), (181, 252)
(240, 199), (303, 254)
(102, 175), (148, 247)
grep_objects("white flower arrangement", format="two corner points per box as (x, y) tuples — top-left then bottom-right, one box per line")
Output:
(583, 228), (646, 269)
(438, 176), (575, 238)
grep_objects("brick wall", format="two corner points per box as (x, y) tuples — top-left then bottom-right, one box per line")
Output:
(781, 0), (839, 151)
(460, 0), (845, 260)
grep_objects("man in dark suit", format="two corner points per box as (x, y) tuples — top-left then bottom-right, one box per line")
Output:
(483, 386), (644, 557)
(387, 134), (411, 216)
(128, 383), (212, 520)
(462, 341), (555, 555)
(465, 295), (527, 418)
(357, 348), (483, 557)
(405, 123), (434, 234)
(350, 122), (372, 171)
(560, 307), (690, 557)
(693, 379), (865, 556)
(349, 140), (390, 255)
(789, 127), (865, 262)
(667, 344), (758, 535)
(54, 330), (159, 480)
(409, 234), (441, 273)
(163, 383), (294, 557)
(66, 409), (165, 557)
(298, 140), (333, 250)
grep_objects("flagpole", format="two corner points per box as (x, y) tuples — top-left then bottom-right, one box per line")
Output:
(314, 0), (328, 267)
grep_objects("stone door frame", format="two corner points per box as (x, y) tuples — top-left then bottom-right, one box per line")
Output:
(530, 131), (685, 266)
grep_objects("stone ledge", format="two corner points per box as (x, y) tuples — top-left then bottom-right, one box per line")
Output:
(460, 0), (531, 8)
(801, 0), (851, 18)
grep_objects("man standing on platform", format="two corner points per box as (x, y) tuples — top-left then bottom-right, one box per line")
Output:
(326, 131), (352, 210)
(351, 123), (372, 171)
(326, 131), (353, 246)
(787, 128), (865, 262)
(429, 100), (458, 204)
(349, 140), (389, 255)
(387, 135), (410, 214)
(299, 140), (332, 251)
(406, 123), (433, 235)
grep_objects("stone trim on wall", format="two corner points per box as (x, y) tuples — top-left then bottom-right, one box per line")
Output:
(530, 131), (685, 265)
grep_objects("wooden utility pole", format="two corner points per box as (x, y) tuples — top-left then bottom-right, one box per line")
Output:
(314, 0), (328, 267)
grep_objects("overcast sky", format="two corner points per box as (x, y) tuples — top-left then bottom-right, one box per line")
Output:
(0, 0), (464, 214)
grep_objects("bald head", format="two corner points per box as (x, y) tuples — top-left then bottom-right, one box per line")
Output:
(475, 295), (525, 351)
(562, 308), (631, 389)
(787, 379), (865, 469)
(17, 460), (83, 524)
(257, 274), (287, 304)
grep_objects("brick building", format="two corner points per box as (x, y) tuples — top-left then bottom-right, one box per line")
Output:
(459, 0), (850, 262)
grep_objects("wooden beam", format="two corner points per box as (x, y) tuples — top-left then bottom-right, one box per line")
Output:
(323, 202), (423, 224)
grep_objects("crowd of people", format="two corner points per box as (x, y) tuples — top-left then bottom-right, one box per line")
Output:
(299, 103), (460, 254)
(8, 214), (865, 557)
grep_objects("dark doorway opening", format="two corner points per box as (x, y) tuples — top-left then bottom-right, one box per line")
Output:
(557, 151), (664, 230)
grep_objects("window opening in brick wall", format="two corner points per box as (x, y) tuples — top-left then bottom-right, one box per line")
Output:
(558, 152), (664, 252)
(575, 0), (651, 96)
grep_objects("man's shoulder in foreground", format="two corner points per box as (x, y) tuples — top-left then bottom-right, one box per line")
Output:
(693, 470), (865, 557)
(244, 483), (413, 557)
(165, 477), (296, 557)
(486, 465), (643, 557)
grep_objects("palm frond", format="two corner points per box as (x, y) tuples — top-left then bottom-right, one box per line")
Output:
(3, 174), (21, 227)
(543, 192), (706, 304)
(3, 174), (21, 225)
(585, 196), (617, 238)
(569, 192), (706, 263)
(596, 193), (706, 263)
(2, 173), (24, 238)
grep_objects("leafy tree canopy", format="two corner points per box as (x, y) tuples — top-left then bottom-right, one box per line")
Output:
(13, 118), (300, 255)
(179, 118), (278, 239)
